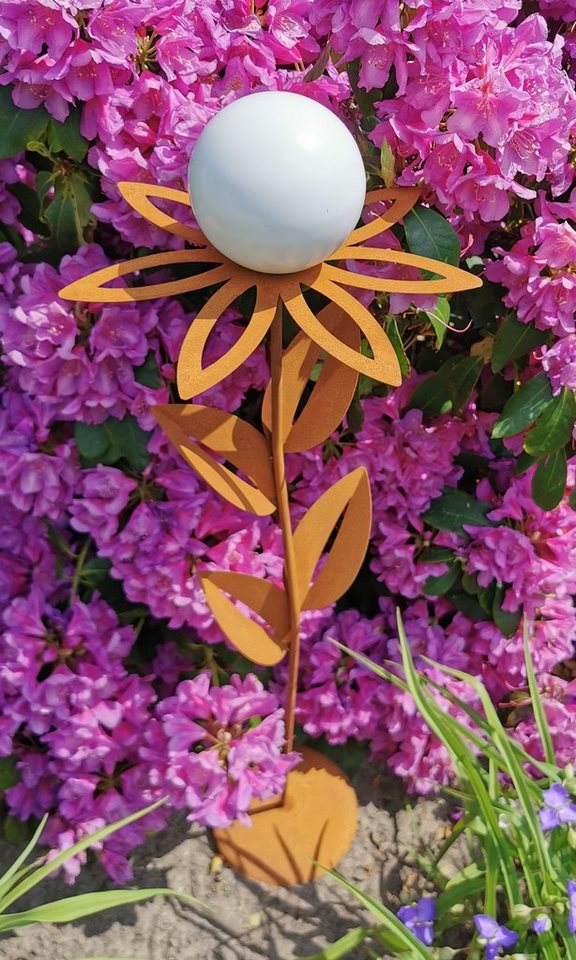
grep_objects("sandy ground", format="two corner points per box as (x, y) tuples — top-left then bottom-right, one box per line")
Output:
(0, 763), (451, 960)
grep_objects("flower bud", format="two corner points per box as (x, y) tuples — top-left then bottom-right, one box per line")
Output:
(511, 904), (532, 920)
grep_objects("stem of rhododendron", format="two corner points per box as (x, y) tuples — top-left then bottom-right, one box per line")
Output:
(269, 299), (301, 756)
(69, 537), (90, 605)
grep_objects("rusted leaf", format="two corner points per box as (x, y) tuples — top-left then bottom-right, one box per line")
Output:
(261, 303), (360, 452)
(177, 282), (277, 399)
(284, 274), (402, 387)
(153, 404), (276, 516)
(200, 572), (289, 666)
(292, 467), (372, 609)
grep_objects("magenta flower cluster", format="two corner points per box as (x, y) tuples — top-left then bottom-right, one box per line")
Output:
(1, 0), (576, 882)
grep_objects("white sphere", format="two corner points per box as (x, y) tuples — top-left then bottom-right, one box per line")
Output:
(188, 91), (366, 274)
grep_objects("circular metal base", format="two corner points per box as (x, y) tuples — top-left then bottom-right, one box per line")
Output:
(213, 747), (358, 886)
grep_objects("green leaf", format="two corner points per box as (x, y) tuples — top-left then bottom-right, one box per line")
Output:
(6, 182), (49, 236)
(409, 374), (452, 418)
(134, 352), (162, 389)
(25, 139), (52, 159)
(36, 170), (55, 217)
(419, 546), (456, 564)
(531, 449), (567, 510)
(380, 138), (395, 188)
(449, 591), (490, 620)
(0, 816), (48, 901)
(491, 586), (522, 638)
(422, 297), (450, 349)
(296, 927), (370, 960)
(446, 356), (483, 414)
(409, 355), (482, 417)
(2, 817), (30, 847)
(47, 107), (88, 161)
(346, 394), (364, 433)
(304, 40), (332, 83)
(323, 869), (435, 960)
(523, 621), (556, 766)
(437, 870), (486, 913)
(404, 205), (460, 267)
(81, 558), (113, 591)
(0, 87), (48, 159)
(491, 315), (548, 373)
(423, 487), (496, 533)
(385, 317), (411, 378)
(491, 374), (553, 439)
(0, 757), (19, 795)
(75, 421), (114, 463)
(111, 415), (152, 471)
(0, 889), (195, 932)
(44, 173), (95, 253)
(0, 800), (168, 913)
(75, 415), (152, 471)
(515, 451), (537, 476)
(524, 387), (576, 456)
(430, 658), (557, 905)
(423, 563), (460, 596)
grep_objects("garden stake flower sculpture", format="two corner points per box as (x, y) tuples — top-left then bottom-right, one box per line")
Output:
(59, 91), (481, 888)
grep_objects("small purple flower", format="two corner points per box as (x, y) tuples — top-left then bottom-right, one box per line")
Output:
(473, 915), (518, 960)
(532, 914), (551, 934)
(397, 897), (435, 946)
(539, 783), (576, 831)
(568, 879), (576, 934)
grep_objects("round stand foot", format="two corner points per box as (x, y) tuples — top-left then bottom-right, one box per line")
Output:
(213, 747), (358, 886)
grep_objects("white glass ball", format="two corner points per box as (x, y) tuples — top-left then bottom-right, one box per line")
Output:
(188, 91), (366, 274)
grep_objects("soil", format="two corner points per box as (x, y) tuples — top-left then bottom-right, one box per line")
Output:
(0, 762), (453, 960)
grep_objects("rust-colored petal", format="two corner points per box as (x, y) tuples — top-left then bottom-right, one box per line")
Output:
(177, 280), (277, 399)
(292, 467), (372, 609)
(118, 181), (206, 243)
(199, 572), (289, 666)
(338, 187), (420, 248)
(58, 249), (229, 303)
(153, 404), (276, 515)
(261, 303), (360, 453)
(283, 272), (401, 386)
(324, 252), (483, 295)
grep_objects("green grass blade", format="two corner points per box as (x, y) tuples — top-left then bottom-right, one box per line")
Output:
(0, 887), (208, 933)
(422, 656), (556, 894)
(394, 611), (520, 906)
(423, 671), (556, 780)
(484, 759), (499, 917)
(523, 620), (556, 765)
(295, 926), (371, 959)
(0, 815), (48, 899)
(334, 621), (522, 907)
(331, 639), (544, 781)
(436, 870), (486, 914)
(0, 799), (166, 913)
(324, 868), (435, 959)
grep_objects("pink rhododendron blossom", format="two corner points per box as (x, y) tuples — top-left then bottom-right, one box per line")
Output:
(1, 0), (576, 885)
(141, 672), (298, 827)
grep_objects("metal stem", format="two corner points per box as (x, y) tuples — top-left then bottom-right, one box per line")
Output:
(269, 300), (301, 755)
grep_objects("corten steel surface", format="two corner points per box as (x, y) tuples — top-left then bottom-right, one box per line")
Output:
(59, 180), (481, 886)
(213, 747), (358, 887)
